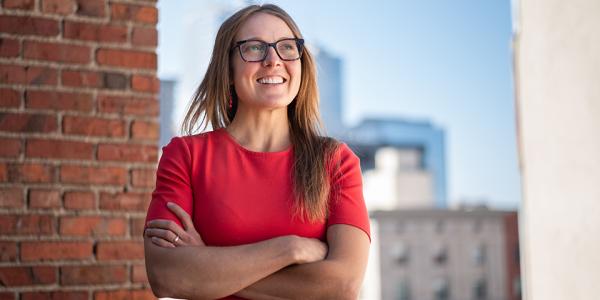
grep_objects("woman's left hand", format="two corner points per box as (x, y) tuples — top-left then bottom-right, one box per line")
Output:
(144, 202), (205, 248)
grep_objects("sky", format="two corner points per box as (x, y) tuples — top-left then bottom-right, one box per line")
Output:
(157, 0), (522, 209)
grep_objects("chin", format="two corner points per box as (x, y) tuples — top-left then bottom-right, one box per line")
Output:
(256, 95), (294, 109)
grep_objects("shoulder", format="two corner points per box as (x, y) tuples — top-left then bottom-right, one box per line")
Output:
(330, 141), (360, 167)
(159, 131), (226, 170)
(321, 138), (361, 180)
(164, 130), (218, 154)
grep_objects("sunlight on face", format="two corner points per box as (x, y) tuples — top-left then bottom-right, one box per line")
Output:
(231, 12), (302, 111)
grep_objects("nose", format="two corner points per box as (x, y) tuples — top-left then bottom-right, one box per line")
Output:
(262, 45), (282, 67)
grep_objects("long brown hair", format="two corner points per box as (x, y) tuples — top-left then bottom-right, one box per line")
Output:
(181, 4), (339, 223)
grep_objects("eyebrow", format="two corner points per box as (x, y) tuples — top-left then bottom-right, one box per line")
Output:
(239, 36), (296, 42)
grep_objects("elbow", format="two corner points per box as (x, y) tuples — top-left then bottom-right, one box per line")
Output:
(146, 264), (221, 300)
(340, 282), (361, 300)
(146, 262), (171, 298)
(329, 275), (362, 300)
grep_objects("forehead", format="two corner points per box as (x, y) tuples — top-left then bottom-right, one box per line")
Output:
(236, 12), (295, 41)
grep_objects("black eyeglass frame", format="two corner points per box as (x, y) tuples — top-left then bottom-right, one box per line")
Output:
(232, 38), (305, 62)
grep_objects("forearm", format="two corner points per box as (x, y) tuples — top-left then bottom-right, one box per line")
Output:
(235, 259), (361, 300)
(145, 236), (297, 300)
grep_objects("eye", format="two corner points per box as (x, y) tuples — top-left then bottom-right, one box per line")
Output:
(278, 41), (296, 51)
(242, 42), (265, 53)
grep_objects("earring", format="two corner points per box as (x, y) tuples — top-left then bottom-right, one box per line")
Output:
(228, 89), (233, 109)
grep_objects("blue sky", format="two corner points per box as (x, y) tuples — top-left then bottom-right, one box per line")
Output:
(157, 0), (522, 209)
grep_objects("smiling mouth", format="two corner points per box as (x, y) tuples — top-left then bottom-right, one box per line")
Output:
(256, 76), (286, 84)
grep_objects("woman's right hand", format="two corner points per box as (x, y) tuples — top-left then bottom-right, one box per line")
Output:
(145, 202), (205, 248)
(287, 235), (328, 264)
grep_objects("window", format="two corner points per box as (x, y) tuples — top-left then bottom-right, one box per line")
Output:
(432, 277), (449, 300)
(392, 241), (409, 264)
(432, 243), (447, 265)
(473, 278), (487, 300)
(397, 279), (411, 300)
(472, 244), (486, 266)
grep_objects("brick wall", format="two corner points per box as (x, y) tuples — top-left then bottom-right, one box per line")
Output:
(0, 0), (159, 299)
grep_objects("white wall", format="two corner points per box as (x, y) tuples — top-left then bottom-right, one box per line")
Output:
(513, 0), (600, 299)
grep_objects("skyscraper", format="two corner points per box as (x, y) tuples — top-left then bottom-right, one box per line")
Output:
(314, 45), (345, 137)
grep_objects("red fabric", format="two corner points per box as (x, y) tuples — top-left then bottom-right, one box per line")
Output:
(145, 128), (370, 299)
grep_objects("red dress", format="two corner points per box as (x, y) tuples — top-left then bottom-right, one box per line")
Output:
(145, 128), (370, 298)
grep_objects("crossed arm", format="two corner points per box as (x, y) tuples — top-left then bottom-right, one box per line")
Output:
(144, 204), (370, 300)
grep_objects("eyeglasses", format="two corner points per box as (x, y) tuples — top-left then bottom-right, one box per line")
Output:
(232, 38), (304, 62)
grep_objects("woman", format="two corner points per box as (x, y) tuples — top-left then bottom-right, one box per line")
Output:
(143, 4), (370, 299)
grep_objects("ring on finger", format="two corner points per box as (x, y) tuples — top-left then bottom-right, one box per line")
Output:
(174, 235), (180, 243)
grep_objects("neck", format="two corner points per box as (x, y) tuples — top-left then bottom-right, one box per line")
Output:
(226, 105), (291, 152)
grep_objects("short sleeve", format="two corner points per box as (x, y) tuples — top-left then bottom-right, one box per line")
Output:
(327, 143), (371, 242)
(144, 136), (194, 235)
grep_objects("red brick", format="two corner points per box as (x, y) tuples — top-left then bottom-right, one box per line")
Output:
(0, 188), (23, 208)
(60, 265), (127, 285)
(21, 291), (88, 300)
(0, 214), (55, 235)
(131, 263), (148, 283)
(64, 21), (127, 43)
(0, 64), (24, 84)
(99, 192), (150, 211)
(0, 38), (20, 57)
(60, 216), (127, 237)
(131, 168), (155, 188)
(63, 191), (95, 209)
(41, 0), (76, 15)
(132, 26), (157, 46)
(26, 138), (94, 160)
(96, 48), (156, 69)
(103, 72), (127, 89)
(131, 74), (159, 92)
(94, 289), (155, 300)
(24, 41), (91, 64)
(96, 241), (144, 260)
(0, 242), (18, 262)
(61, 69), (102, 88)
(0, 164), (5, 183)
(28, 189), (61, 209)
(131, 120), (159, 141)
(0, 113), (57, 134)
(111, 3), (157, 24)
(0, 138), (21, 157)
(97, 143), (157, 162)
(20, 241), (93, 261)
(0, 292), (15, 300)
(63, 115), (125, 137)
(7, 163), (55, 183)
(0, 16), (59, 36)
(0, 89), (20, 108)
(97, 94), (158, 116)
(130, 217), (146, 237)
(0, 64), (58, 85)
(26, 90), (93, 112)
(27, 66), (59, 85)
(76, 0), (105, 17)
(60, 165), (127, 185)
(0, 266), (56, 286)
(3, 0), (35, 10)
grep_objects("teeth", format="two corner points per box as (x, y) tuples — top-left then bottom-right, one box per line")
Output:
(257, 76), (284, 84)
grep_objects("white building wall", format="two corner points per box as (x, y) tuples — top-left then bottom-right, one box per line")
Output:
(364, 147), (435, 210)
(513, 0), (600, 299)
